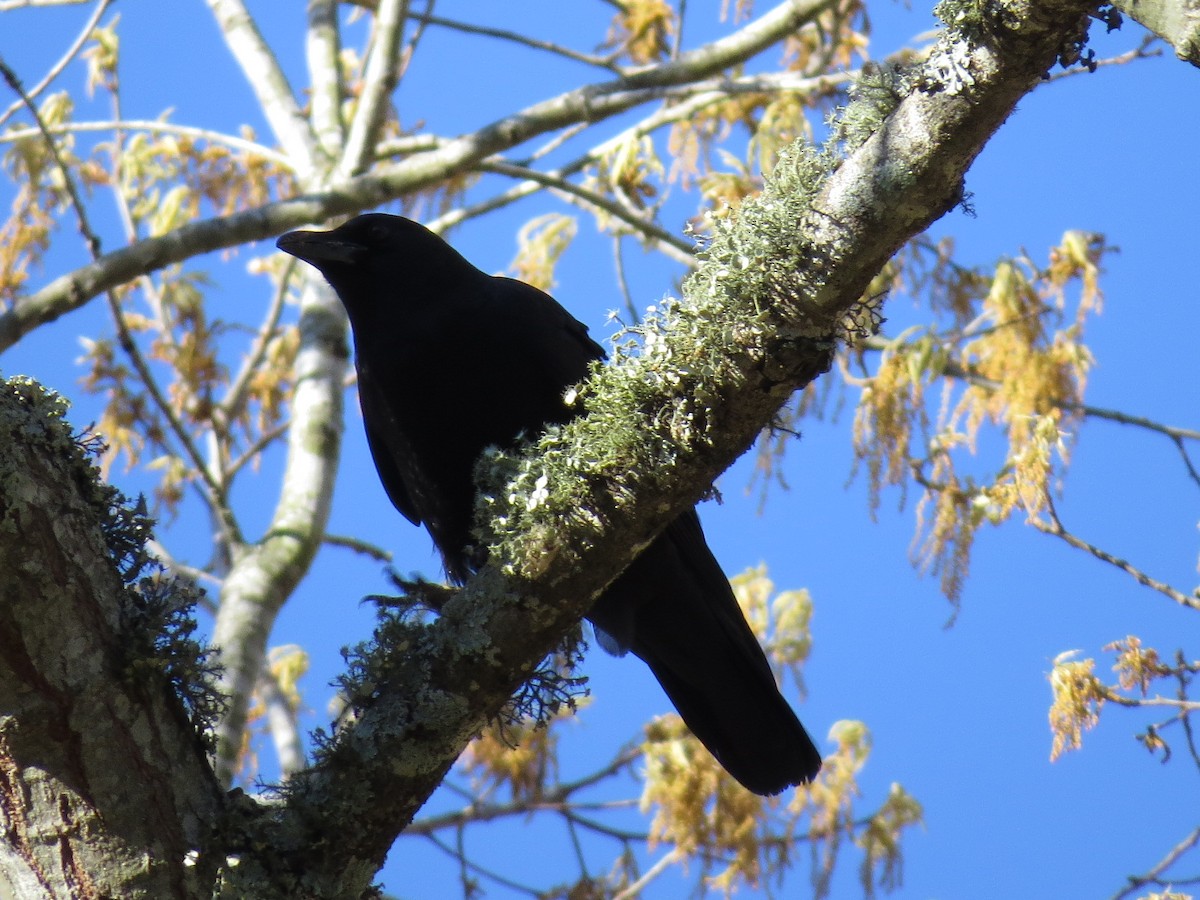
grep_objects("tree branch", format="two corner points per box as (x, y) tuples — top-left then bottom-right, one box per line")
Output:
(210, 274), (347, 785)
(0, 117), (291, 163)
(0, 0), (89, 9)
(0, 0), (831, 354)
(0, 0), (113, 128)
(213, 1), (1104, 893)
(410, 12), (624, 73)
(478, 158), (695, 263)
(337, 0), (408, 178)
(1033, 495), (1200, 612)
(1111, 825), (1200, 900)
(1111, 0), (1200, 67)
(305, 0), (344, 162)
(204, 0), (319, 173)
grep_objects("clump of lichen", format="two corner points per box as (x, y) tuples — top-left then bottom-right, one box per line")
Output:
(330, 600), (431, 724)
(2, 376), (223, 747)
(471, 139), (846, 586)
(833, 61), (914, 151)
(92, 446), (225, 746)
(117, 564), (225, 748)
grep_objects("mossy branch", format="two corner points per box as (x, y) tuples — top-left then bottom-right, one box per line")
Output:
(246, 0), (1101, 893)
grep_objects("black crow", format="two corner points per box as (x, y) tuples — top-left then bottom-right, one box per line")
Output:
(277, 213), (822, 794)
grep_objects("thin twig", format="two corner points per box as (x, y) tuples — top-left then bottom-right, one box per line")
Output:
(514, 121), (590, 167)
(1177, 650), (1200, 771)
(423, 831), (542, 898)
(395, 0), (433, 89)
(453, 822), (471, 897)
(611, 234), (641, 324)
(565, 811), (591, 880)
(1171, 435), (1200, 490)
(1067, 399), (1200, 444)
(219, 258), (294, 430)
(407, 746), (641, 836)
(562, 809), (651, 844)
(1048, 33), (1162, 82)
(224, 421), (291, 481)
(1103, 694), (1200, 712)
(0, 0), (114, 128)
(411, 12), (624, 73)
(0, 118), (291, 164)
(1110, 826), (1200, 900)
(673, 0), (687, 60)
(613, 848), (684, 900)
(322, 533), (393, 563)
(1034, 496), (1200, 612)
(480, 158), (694, 262)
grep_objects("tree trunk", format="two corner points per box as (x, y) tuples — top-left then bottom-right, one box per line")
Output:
(0, 379), (222, 899)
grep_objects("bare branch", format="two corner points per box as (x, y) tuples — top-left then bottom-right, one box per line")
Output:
(1045, 32), (1163, 80)
(0, 0), (89, 8)
(323, 532), (394, 563)
(424, 831), (543, 898)
(0, 117), (291, 163)
(219, 258), (293, 433)
(339, 0), (408, 177)
(479, 158), (695, 264)
(1033, 496), (1200, 612)
(0, 0), (113, 128)
(1070, 400), (1200, 443)
(210, 272), (346, 786)
(411, 12), (624, 73)
(613, 849), (686, 900)
(612, 234), (639, 323)
(1111, 826), (1200, 900)
(259, 668), (307, 779)
(407, 746), (641, 836)
(305, 0), (344, 161)
(204, 0), (319, 173)
(1104, 694), (1200, 711)
(224, 421), (290, 481)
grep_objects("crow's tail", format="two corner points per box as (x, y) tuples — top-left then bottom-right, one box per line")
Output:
(589, 512), (822, 796)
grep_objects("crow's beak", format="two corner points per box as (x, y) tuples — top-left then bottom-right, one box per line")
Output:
(276, 230), (366, 265)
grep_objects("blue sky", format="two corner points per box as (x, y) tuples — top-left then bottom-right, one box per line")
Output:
(3, 3), (1198, 898)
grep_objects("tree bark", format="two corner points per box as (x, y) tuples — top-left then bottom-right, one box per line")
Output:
(0, 379), (222, 899)
(1115, 0), (1200, 65)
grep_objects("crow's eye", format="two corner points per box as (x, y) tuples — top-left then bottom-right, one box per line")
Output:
(367, 223), (390, 243)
